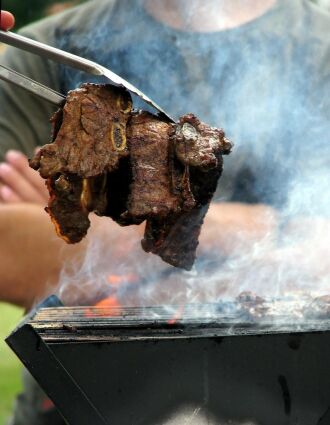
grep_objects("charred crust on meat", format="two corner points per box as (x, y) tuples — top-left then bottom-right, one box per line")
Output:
(45, 174), (90, 244)
(30, 84), (232, 269)
(29, 83), (132, 178)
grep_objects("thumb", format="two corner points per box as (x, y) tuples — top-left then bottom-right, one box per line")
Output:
(0, 11), (15, 31)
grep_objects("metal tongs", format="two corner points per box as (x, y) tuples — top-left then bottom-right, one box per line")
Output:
(0, 30), (174, 122)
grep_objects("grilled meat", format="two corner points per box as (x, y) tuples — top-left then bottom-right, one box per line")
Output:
(46, 174), (90, 244)
(30, 83), (132, 178)
(142, 114), (232, 269)
(30, 84), (232, 269)
(127, 111), (179, 219)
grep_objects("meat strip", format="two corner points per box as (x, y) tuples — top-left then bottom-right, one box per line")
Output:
(46, 174), (90, 244)
(142, 114), (232, 270)
(126, 111), (180, 219)
(30, 83), (132, 178)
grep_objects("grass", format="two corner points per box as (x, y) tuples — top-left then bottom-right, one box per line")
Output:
(0, 303), (24, 425)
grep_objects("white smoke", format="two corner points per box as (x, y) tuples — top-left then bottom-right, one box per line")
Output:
(56, 0), (330, 321)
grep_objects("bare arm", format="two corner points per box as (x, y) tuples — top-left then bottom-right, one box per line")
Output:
(200, 202), (278, 256)
(201, 203), (330, 284)
(1, 153), (326, 306)
(0, 199), (146, 310)
(0, 203), (88, 309)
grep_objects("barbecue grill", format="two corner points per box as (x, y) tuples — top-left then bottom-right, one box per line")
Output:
(6, 295), (330, 425)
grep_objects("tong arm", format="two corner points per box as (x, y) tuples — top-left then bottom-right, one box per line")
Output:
(0, 30), (175, 122)
(0, 64), (66, 106)
(0, 30), (101, 75)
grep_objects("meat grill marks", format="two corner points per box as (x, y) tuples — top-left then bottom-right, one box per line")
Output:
(30, 83), (232, 269)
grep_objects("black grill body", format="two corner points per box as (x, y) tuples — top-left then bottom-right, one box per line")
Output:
(6, 296), (330, 425)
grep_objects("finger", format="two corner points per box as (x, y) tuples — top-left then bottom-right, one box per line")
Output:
(5, 150), (49, 201)
(0, 11), (15, 30)
(0, 162), (46, 203)
(0, 185), (22, 203)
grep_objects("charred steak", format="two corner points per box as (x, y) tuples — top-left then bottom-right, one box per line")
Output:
(30, 83), (232, 270)
(30, 84), (132, 178)
(142, 114), (231, 269)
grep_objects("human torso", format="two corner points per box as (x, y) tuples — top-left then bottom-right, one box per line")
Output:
(53, 0), (330, 212)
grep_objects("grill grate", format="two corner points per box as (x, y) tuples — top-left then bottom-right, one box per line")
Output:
(29, 298), (330, 343)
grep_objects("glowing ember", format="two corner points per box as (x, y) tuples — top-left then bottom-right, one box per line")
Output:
(167, 305), (184, 325)
(94, 296), (121, 309)
(85, 295), (122, 317)
(83, 273), (140, 317)
(107, 273), (138, 287)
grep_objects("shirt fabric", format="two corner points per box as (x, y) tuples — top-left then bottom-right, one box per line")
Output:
(0, 0), (329, 213)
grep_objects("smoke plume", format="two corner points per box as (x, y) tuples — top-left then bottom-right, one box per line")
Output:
(56, 0), (330, 319)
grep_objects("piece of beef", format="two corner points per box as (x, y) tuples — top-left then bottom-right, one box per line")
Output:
(30, 84), (132, 243)
(102, 157), (141, 226)
(141, 114), (232, 270)
(103, 111), (183, 227)
(82, 174), (108, 215)
(174, 113), (229, 169)
(47, 173), (111, 244)
(30, 84), (232, 269)
(46, 174), (90, 243)
(30, 83), (132, 178)
(142, 207), (207, 269)
(126, 111), (180, 219)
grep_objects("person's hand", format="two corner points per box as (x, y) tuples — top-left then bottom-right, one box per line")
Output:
(0, 11), (15, 30)
(0, 150), (48, 204)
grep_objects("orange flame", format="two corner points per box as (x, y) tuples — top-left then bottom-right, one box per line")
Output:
(85, 296), (122, 318)
(94, 296), (122, 310)
(84, 273), (139, 318)
(167, 305), (184, 325)
(107, 273), (138, 287)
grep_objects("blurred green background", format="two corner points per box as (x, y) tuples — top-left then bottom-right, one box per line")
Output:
(0, 303), (23, 425)
(2, 0), (86, 30)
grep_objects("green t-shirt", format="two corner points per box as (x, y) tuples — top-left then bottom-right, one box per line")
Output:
(0, 0), (116, 159)
(0, 0), (330, 210)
